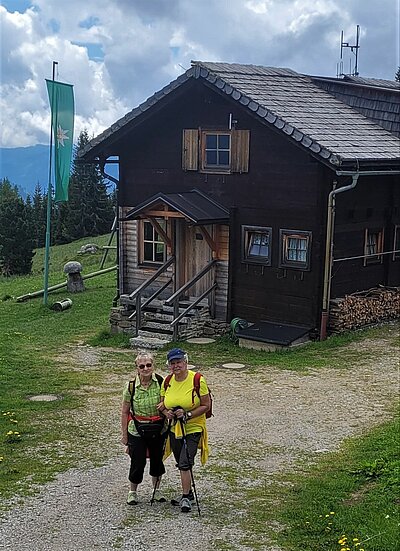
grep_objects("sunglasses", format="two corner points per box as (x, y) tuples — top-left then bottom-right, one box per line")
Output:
(137, 363), (153, 369)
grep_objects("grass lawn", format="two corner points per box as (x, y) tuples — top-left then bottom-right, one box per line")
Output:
(244, 412), (400, 551)
(0, 234), (399, 551)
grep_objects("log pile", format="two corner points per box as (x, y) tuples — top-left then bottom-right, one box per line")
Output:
(328, 286), (400, 333)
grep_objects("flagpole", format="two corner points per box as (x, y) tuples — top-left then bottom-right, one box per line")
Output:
(43, 61), (58, 306)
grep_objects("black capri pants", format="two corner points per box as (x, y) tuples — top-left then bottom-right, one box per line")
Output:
(169, 431), (201, 471)
(127, 432), (166, 484)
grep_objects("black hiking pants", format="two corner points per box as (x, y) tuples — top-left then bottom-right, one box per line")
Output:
(127, 432), (166, 484)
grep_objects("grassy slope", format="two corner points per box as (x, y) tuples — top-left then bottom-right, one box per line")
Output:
(0, 235), (119, 501)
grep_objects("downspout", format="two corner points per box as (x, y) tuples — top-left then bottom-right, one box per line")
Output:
(99, 159), (120, 307)
(319, 174), (359, 340)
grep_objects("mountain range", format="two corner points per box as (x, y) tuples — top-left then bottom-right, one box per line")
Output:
(0, 145), (49, 197)
(0, 145), (118, 198)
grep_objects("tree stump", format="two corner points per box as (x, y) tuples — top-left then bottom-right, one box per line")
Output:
(63, 261), (85, 293)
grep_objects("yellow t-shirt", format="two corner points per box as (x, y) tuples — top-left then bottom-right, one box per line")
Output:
(161, 370), (208, 435)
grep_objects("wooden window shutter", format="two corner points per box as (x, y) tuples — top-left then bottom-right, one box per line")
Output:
(182, 129), (199, 171)
(231, 129), (250, 173)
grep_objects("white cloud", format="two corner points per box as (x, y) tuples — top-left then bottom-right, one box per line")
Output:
(0, 0), (398, 148)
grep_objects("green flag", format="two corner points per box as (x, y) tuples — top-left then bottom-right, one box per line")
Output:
(46, 79), (74, 202)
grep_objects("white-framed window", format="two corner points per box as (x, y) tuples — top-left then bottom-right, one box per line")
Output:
(279, 229), (312, 270)
(140, 220), (166, 264)
(393, 225), (400, 261)
(242, 225), (272, 265)
(364, 228), (384, 265)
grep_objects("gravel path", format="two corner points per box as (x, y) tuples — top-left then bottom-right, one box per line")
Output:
(0, 333), (398, 551)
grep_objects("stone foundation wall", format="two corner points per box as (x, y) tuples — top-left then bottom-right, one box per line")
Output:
(179, 315), (230, 340)
(109, 306), (229, 339)
(110, 306), (136, 335)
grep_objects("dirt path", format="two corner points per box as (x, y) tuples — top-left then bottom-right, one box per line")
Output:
(0, 334), (398, 551)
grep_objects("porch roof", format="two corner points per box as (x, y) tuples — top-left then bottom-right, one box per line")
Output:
(125, 189), (230, 225)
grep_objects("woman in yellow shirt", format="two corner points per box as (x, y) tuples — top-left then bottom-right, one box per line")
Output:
(158, 348), (210, 513)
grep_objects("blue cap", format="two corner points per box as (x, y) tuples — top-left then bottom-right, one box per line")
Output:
(167, 348), (186, 362)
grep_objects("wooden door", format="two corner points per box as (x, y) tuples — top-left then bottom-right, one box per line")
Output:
(183, 226), (212, 297)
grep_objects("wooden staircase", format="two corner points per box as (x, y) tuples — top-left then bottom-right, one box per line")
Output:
(120, 257), (217, 349)
(125, 298), (210, 349)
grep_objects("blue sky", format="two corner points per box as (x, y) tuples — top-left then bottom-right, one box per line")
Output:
(1, 0), (399, 148)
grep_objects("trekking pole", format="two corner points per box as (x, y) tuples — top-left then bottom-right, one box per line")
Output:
(179, 417), (201, 517)
(151, 419), (171, 506)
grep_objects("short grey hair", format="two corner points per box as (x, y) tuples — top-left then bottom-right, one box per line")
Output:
(135, 350), (154, 365)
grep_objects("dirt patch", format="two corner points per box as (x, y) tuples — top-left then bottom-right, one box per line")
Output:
(0, 330), (399, 551)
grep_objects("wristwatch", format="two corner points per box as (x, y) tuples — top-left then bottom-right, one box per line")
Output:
(187, 411), (192, 419)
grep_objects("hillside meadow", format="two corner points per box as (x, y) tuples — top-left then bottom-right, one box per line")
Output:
(0, 234), (399, 550)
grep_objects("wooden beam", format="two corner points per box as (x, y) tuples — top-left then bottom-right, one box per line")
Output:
(145, 210), (185, 218)
(147, 217), (172, 248)
(198, 225), (218, 255)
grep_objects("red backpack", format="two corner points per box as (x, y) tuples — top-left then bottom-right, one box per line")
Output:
(163, 372), (213, 419)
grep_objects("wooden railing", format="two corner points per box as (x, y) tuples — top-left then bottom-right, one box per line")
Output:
(128, 256), (175, 335)
(165, 259), (217, 340)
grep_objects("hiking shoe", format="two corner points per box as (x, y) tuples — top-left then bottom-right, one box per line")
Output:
(180, 496), (191, 513)
(127, 490), (138, 505)
(152, 489), (166, 503)
(171, 490), (194, 506)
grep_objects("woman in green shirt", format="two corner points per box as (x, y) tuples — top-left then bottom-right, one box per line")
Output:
(120, 351), (166, 505)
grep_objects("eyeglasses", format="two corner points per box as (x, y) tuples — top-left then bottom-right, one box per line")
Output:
(137, 363), (153, 369)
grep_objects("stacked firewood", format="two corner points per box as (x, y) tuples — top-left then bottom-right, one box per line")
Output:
(328, 286), (400, 333)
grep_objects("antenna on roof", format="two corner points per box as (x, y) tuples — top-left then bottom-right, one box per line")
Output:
(337, 25), (360, 77)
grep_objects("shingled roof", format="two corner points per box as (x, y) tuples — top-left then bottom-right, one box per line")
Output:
(80, 61), (400, 168)
(312, 75), (400, 137)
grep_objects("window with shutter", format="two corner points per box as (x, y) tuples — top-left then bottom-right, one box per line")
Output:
(182, 128), (250, 174)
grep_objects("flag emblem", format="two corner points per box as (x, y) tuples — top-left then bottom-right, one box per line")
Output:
(56, 124), (70, 147)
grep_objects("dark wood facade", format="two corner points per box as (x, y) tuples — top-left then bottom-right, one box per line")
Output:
(81, 62), (400, 337)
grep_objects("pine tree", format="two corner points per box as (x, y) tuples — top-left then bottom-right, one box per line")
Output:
(32, 182), (46, 248)
(53, 201), (70, 244)
(0, 178), (35, 275)
(63, 130), (114, 241)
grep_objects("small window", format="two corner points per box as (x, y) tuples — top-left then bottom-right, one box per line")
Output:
(182, 129), (250, 173)
(141, 220), (166, 264)
(393, 225), (400, 261)
(202, 131), (231, 170)
(242, 225), (272, 265)
(364, 228), (384, 265)
(280, 229), (312, 270)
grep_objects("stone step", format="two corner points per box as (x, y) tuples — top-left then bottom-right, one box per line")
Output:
(138, 329), (175, 341)
(143, 311), (192, 324)
(129, 335), (171, 350)
(141, 321), (174, 334)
